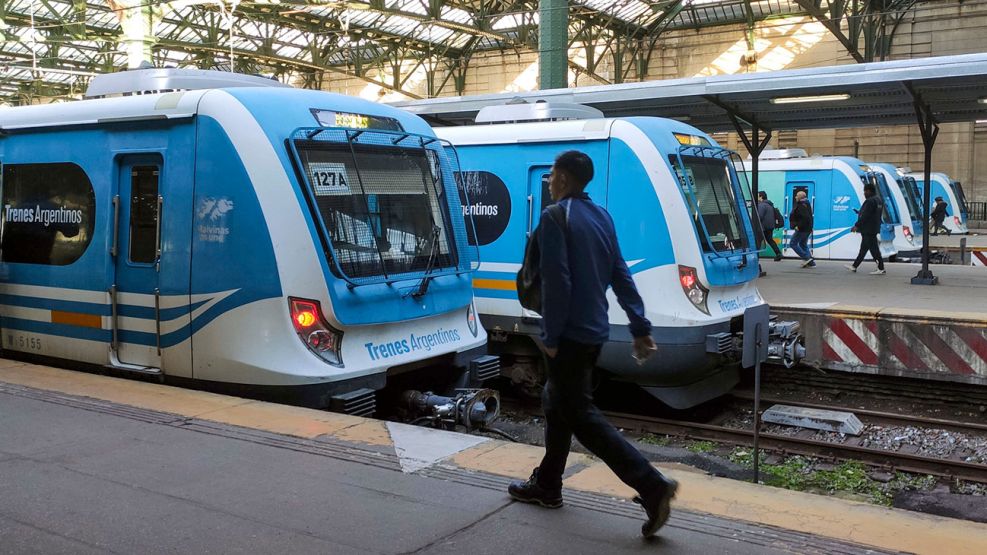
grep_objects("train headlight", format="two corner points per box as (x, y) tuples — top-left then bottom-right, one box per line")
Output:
(954, 216), (962, 227)
(678, 265), (710, 315)
(289, 297), (344, 367)
(902, 225), (914, 244)
(467, 303), (478, 337)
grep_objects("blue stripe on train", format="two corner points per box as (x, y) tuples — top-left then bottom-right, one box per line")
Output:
(0, 295), (111, 316)
(1, 317), (112, 342)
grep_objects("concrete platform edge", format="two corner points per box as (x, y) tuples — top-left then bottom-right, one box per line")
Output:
(2, 359), (987, 555)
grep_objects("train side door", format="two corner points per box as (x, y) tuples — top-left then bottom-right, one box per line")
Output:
(112, 155), (163, 369)
(784, 182), (813, 251)
(521, 166), (553, 318)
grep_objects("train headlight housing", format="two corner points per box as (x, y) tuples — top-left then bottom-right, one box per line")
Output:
(289, 297), (344, 367)
(467, 303), (478, 337)
(678, 265), (710, 315)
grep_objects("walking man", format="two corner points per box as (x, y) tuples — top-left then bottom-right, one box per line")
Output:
(756, 191), (784, 262)
(845, 183), (887, 275)
(788, 191), (815, 267)
(930, 196), (949, 236)
(508, 151), (678, 538)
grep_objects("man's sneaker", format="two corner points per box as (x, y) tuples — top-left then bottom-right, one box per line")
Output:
(508, 469), (563, 508)
(844, 264), (857, 273)
(801, 258), (815, 268)
(870, 269), (887, 275)
(635, 477), (679, 538)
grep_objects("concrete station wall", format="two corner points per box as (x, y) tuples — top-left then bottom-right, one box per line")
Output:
(322, 0), (987, 203)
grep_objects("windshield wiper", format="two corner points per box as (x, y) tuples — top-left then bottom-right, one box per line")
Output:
(412, 225), (441, 298)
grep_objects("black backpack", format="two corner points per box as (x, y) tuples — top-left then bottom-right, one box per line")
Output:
(773, 206), (784, 228)
(516, 203), (568, 314)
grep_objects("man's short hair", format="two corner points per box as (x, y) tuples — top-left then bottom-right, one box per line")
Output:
(863, 183), (876, 195)
(795, 191), (806, 200)
(935, 196), (943, 201)
(757, 191), (767, 200)
(554, 150), (594, 190)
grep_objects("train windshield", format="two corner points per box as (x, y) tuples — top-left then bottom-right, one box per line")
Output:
(293, 135), (459, 282)
(670, 152), (749, 253)
(897, 176), (923, 221)
(950, 181), (969, 217)
(866, 173), (899, 225)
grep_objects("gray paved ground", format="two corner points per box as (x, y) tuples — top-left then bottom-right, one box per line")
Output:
(930, 233), (987, 249)
(758, 259), (987, 314)
(0, 388), (830, 554)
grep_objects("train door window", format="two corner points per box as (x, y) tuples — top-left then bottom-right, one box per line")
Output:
(0, 163), (94, 265)
(129, 166), (160, 264)
(788, 184), (810, 212)
(540, 173), (552, 212)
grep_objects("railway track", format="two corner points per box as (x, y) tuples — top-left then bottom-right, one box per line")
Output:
(602, 399), (987, 484)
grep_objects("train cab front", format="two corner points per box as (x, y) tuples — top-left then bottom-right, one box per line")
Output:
(601, 131), (803, 409)
(284, 123), (496, 416)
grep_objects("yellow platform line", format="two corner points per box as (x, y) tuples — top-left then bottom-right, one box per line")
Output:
(2, 359), (986, 554)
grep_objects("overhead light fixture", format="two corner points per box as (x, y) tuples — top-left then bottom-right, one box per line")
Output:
(978, 98), (987, 104)
(770, 93), (850, 105)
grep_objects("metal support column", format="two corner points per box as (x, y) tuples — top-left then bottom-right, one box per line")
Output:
(729, 114), (773, 244)
(911, 99), (940, 285)
(539, 0), (568, 90)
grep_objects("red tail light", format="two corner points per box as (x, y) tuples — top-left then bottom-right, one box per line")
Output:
(954, 216), (962, 227)
(289, 297), (344, 367)
(678, 265), (710, 315)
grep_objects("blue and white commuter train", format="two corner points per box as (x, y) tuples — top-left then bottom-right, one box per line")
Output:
(0, 69), (490, 413)
(867, 162), (922, 258)
(754, 151), (898, 261)
(437, 103), (802, 409)
(908, 171), (969, 234)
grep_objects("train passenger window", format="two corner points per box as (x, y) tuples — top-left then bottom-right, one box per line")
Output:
(129, 166), (160, 264)
(0, 163), (95, 265)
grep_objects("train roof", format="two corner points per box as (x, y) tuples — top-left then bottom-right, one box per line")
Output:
(435, 115), (708, 146)
(0, 81), (428, 136)
(754, 155), (867, 172)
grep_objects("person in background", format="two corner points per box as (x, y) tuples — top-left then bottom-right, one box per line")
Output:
(788, 190), (815, 268)
(930, 196), (949, 236)
(756, 191), (784, 262)
(844, 183), (887, 275)
(507, 150), (678, 538)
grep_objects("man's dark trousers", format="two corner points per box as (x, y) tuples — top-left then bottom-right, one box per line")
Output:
(536, 339), (664, 496)
(853, 234), (885, 269)
(759, 230), (783, 258)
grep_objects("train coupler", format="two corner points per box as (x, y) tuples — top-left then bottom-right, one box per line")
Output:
(401, 388), (501, 431)
(766, 319), (805, 368)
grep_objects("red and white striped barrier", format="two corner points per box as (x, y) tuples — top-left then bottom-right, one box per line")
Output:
(972, 251), (987, 267)
(822, 317), (987, 378)
(775, 306), (987, 384)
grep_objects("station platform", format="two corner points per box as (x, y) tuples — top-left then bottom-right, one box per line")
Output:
(760, 259), (987, 384)
(929, 233), (987, 266)
(2, 360), (987, 554)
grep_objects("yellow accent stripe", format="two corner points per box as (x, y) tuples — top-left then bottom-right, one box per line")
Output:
(50, 310), (102, 329)
(472, 278), (516, 291)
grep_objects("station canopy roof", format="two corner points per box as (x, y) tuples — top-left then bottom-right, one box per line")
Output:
(392, 53), (987, 132)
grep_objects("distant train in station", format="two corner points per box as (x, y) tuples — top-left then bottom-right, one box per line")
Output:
(908, 171), (970, 234)
(438, 102), (803, 409)
(866, 162), (922, 259)
(0, 69), (493, 415)
(752, 150), (899, 261)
